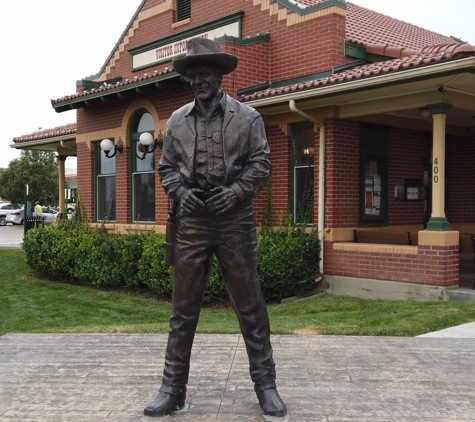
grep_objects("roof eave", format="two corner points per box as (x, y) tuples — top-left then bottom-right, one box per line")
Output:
(11, 134), (76, 149)
(243, 57), (475, 109)
(53, 72), (182, 113)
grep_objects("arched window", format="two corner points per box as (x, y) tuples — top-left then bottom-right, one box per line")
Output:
(130, 112), (155, 223)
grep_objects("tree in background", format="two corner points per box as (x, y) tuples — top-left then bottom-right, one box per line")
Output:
(0, 151), (58, 207)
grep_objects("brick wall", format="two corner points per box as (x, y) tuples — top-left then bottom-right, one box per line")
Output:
(388, 127), (425, 225)
(324, 119), (360, 228)
(221, 41), (270, 97)
(76, 143), (94, 221)
(100, 0), (349, 90)
(115, 146), (130, 224)
(253, 125), (291, 227)
(324, 243), (459, 286)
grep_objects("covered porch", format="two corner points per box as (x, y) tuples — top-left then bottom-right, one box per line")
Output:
(242, 47), (475, 299)
(10, 124), (77, 215)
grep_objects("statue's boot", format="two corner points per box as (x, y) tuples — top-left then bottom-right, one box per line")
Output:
(256, 386), (287, 417)
(143, 386), (186, 417)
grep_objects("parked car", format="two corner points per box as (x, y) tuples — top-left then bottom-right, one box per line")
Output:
(41, 207), (59, 223)
(0, 203), (14, 226)
(4, 207), (25, 225)
(67, 203), (76, 214)
(4, 206), (59, 226)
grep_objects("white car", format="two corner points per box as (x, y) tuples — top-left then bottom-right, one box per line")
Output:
(0, 203), (15, 226)
(4, 206), (58, 226)
(40, 207), (60, 223)
(67, 203), (76, 214)
(4, 207), (25, 225)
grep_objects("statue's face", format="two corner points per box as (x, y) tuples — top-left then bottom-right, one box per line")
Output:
(187, 65), (222, 103)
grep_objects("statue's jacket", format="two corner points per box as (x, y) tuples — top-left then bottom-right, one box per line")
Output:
(159, 94), (272, 203)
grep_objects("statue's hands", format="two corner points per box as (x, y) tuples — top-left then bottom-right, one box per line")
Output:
(179, 188), (207, 215)
(206, 186), (239, 216)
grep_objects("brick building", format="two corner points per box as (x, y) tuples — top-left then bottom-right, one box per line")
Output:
(13, 0), (475, 299)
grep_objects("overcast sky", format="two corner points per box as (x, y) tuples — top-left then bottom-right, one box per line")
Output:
(1, 0), (474, 170)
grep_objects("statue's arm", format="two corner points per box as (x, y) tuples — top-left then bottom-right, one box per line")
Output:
(230, 113), (272, 200)
(158, 124), (187, 201)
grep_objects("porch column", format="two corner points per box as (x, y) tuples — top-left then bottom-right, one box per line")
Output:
(57, 155), (67, 215)
(426, 103), (452, 231)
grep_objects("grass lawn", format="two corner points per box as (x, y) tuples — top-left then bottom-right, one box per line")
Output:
(1, 249), (475, 337)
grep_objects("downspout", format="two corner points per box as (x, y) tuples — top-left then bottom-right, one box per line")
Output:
(289, 99), (325, 275)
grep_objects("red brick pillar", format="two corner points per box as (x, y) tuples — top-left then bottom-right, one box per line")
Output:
(416, 231), (459, 286)
(115, 142), (130, 224)
(77, 143), (94, 222)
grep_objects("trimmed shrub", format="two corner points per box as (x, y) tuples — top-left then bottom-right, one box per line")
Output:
(257, 228), (321, 301)
(136, 232), (174, 295)
(72, 232), (145, 286)
(23, 222), (89, 280)
(23, 220), (321, 302)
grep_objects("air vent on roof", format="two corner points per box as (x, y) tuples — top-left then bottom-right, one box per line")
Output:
(176, 0), (191, 22)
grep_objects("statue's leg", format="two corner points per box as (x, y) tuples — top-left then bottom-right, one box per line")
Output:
(163, 214), (214, 386)
(214, 204), (287, 417)
(145, 215), (213, 417)
(214, 205), (276, 385)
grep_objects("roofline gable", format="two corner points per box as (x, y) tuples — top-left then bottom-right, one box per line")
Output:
(76, 0), (147, 84)
(275, 0), (346, 15)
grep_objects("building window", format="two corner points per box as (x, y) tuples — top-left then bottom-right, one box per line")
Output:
(359, 124), (390, 226)
(291, 123), (315, 225)
(131, 112), (155, 223)
(176, 0), (191, 22)
(95, 143), (116, 222)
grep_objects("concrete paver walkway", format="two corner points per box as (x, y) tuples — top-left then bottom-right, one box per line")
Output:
(418, 321), (475, 338)
(1, 333), (474, 421)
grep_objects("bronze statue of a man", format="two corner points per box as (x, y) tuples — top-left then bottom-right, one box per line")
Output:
(144, 37), (287, 418)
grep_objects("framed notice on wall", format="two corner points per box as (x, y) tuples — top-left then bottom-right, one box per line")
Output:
(405, 181), (425, 201)
(364, 174), (381, 216)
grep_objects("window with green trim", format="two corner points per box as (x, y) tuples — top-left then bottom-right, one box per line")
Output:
(176, 0), (191, 22)
(95, 143), (116, 222)
(291, 123), (315, 225)
(359, 124), (390, 227)
(130, 112), (156, 223)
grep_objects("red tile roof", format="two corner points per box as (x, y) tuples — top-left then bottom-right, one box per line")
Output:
(346, 2), (456, 50)
(51, 68), (175, 106)
(240, 44), (475, 102)
(13, 124), (77, 143)
(50, 1), (465, 106)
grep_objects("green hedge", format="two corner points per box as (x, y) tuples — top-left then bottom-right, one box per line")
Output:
(23, 221), (321, 302)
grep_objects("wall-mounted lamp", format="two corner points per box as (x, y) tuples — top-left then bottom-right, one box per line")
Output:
(137, 132), (163, 160)
(100, 138), (123, 158)
(419, 108), (431, 118)
(303, 147), (315, 155)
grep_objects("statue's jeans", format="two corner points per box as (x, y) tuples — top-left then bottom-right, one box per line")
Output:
(162, 201), (276, 388)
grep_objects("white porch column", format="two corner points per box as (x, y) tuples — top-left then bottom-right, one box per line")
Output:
(426, 103), (452, 231)
(57, 155), (67, 215)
